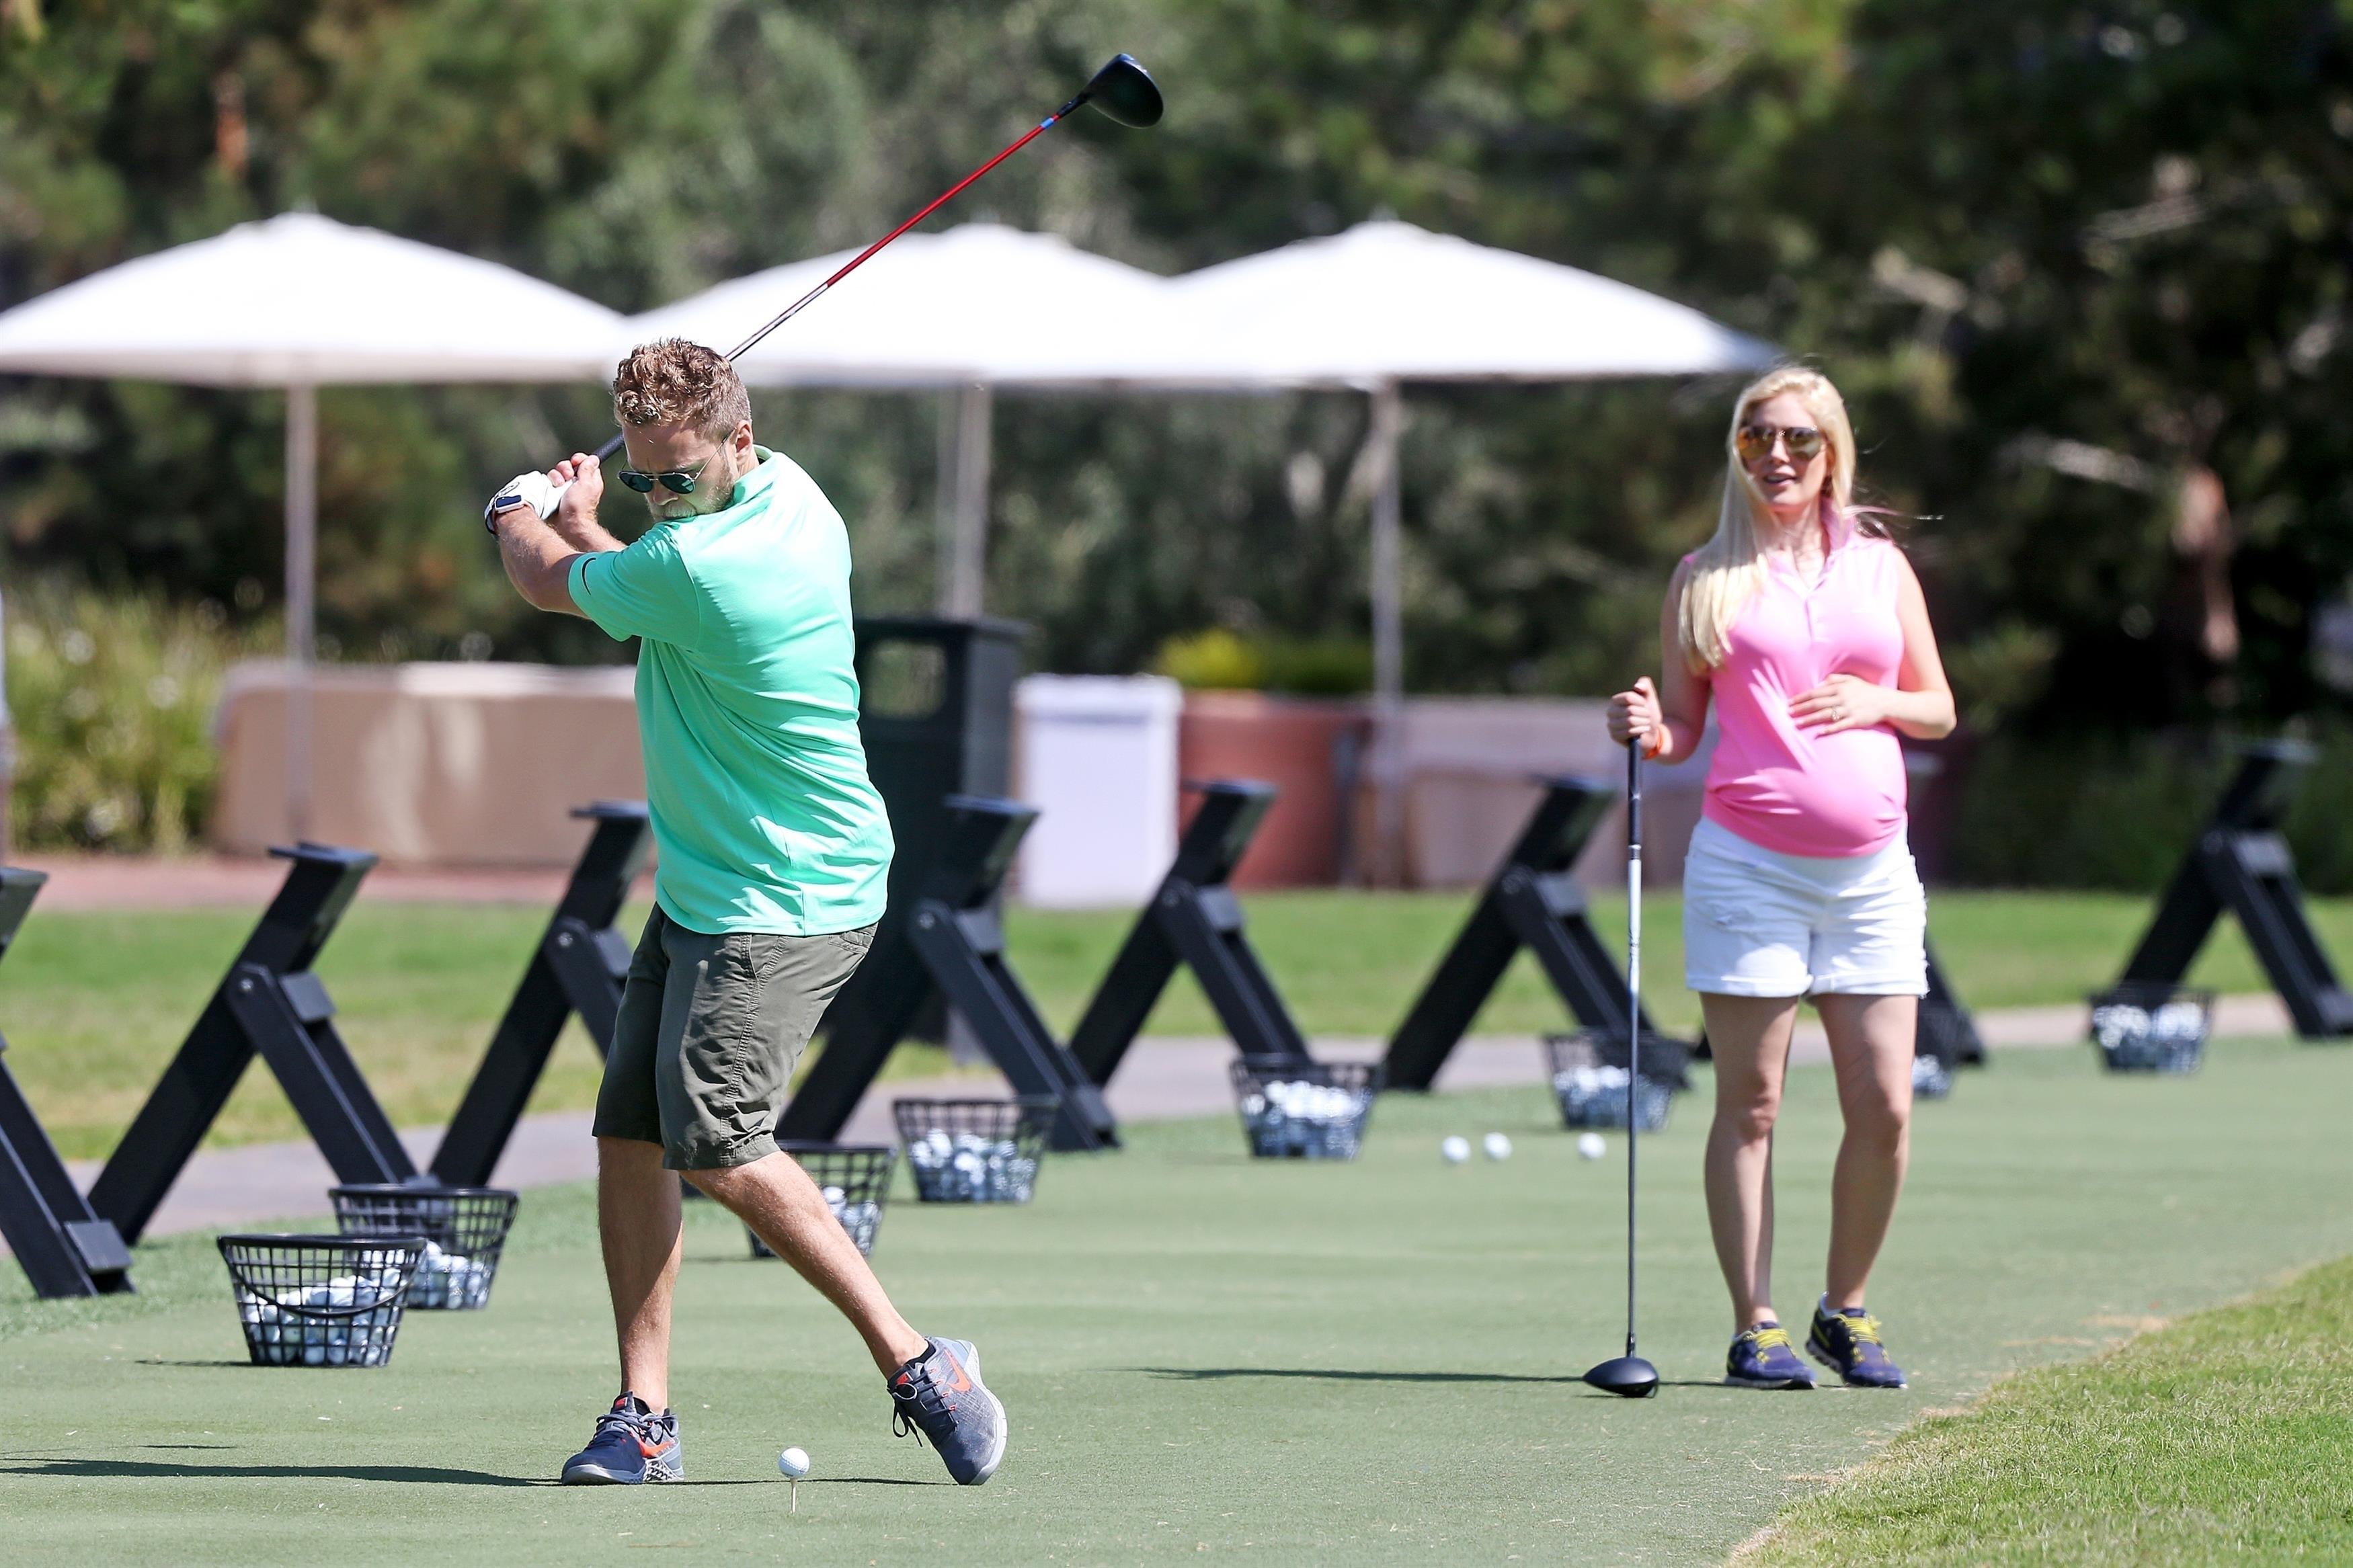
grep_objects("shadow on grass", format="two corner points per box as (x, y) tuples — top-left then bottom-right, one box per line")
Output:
(139, 1443), (237, 1450)
(0, 1456), (934, 1488)
(807, 1477), (952, 1488)
(1142, 1365), (1837, 1395)
(0, 1458), (547, 1486)
(1573, 1380), (1744, 1395)
(1135, 1366), (1577, 1385)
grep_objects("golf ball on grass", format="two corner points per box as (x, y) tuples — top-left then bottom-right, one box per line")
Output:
(777, 1446), (809, 1479)
(1440, 1136), (1470, 1164)
(1577, 1132), (1607, 1161)
(1482, 1132), (1512, 1161)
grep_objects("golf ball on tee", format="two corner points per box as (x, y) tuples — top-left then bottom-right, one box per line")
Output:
(1577, 1132), (1607, 1161)
(1482, 1132), (1513, 1161)
(777, 1446), (810, 1479)
(1440, 1135), (1471, 1164)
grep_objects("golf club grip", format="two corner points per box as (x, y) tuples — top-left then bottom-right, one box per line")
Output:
(1626, 739), (1642, 850)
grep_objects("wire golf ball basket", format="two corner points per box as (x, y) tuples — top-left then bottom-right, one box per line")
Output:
(894, 1098), (1056, 1204)
(1228, 1057), (1382, 1160)
(2089, 983), (2214, 1074)
(330, 1184), (518, 1310)
(218, 1233), (426, 1368)
(748, 1142), (898, 1257)
(1911, 1005), (1970, 1100)
(1909, 1050), (1954, 1100)
(1546, 1030), (1680, 1132)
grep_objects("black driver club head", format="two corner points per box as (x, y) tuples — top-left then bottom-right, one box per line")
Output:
(1583, 1354), (1661, 1399)
(1068, 53), (1163, 127)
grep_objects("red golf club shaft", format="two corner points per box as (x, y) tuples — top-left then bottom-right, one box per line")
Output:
(592, 113), (1066, 461)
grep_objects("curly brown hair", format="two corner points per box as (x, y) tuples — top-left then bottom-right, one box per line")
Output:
(610, 338), (752, 439)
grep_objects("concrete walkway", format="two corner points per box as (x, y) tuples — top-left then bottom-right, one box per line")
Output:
(11, 850), (653, 909)
(22, 990), (2299, 1252)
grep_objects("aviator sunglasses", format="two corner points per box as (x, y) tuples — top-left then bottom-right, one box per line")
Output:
(1735, 423), (1826, 464)
(618, 456), (713, 495)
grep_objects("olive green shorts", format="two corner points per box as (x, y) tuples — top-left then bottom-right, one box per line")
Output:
(592, 907), (875, 1171)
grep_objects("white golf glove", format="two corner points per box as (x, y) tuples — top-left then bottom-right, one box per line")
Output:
(483, 469), (571, 532)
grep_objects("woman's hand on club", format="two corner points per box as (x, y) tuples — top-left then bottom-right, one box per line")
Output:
(1788, 673), (1890, 734)
(1607, 676), (1664, 751)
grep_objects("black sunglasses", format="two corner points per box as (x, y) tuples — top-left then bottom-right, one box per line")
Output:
(618, 457), (711, 495)
(1735, 423), (1826, 464)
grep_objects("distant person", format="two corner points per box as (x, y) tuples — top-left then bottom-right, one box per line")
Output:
(1606, 366), (1954, 1391)
(487, 338), (1005, 1485)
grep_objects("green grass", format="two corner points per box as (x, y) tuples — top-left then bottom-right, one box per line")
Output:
(1743, 1256), (2353, 1565)
(6, 887), (2346, 1157)
(1, 1038), (2350, 1563)
(2, 903), (957, 1159)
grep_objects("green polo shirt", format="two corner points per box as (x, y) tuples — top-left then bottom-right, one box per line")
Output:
(569, 447), (892, 935)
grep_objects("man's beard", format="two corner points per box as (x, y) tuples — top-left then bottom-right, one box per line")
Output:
(657, 447), (740, 520)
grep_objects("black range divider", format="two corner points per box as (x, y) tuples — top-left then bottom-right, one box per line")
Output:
(431, 802), (653, 1187)
(1068, 780), (1314, 1089)
(1921, 942), (1986, 1065)
(854, 616), (1025, 1053)
(781, 796), (1115, 1152)
(0, 869), (135, 1298)
(1384, 776), (1684, 1091)
(2113, 739), (2353, 1038)
(89, 844), (420, 1247)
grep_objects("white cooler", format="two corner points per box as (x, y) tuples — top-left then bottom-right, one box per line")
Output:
(1012, 675), (1182, 909)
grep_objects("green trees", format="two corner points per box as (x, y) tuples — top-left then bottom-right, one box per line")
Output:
(4, 0), (2352, 744)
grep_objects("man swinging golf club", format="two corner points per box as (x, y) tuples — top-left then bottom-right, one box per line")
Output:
(488, 337), (1005, 1485)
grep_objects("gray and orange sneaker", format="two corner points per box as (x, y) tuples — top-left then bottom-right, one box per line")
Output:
(1808, 1298), (1908, 1388)
(1724, 1321), (1817, 1389)
(560, 1391), (684, 1484)
(887, 1337), (1007, 1485)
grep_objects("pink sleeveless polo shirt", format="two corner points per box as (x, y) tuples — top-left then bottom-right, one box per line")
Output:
(1695, 530), (1909, 858)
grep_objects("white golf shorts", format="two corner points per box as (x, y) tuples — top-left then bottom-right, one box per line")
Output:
(1681, 816), (1928, 999)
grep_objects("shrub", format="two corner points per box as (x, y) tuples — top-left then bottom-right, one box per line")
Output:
(1155, 628), (1373, 696)
(1947, 720), (2353, 895)
(5, 581), (262, 852)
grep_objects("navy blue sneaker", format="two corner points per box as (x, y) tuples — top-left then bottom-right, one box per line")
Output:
(560, 1392), (683, 1484)
(1724, 1321), (1817, 1389)
(887, 1337), (1007, 1485)
(1808, 1299), (1908, 1388)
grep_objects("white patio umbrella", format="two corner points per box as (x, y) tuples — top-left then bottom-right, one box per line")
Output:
(0, 212), (624, 834)
(1012, 219), (1778, 878)
(627, 223), (1176, 616)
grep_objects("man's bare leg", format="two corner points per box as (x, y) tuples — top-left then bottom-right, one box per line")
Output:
(598, 1135), (683, 1408)
(688, 1151), (929, 1374)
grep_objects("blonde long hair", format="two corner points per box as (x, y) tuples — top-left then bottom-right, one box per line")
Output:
(1676, 366), (1875, 671)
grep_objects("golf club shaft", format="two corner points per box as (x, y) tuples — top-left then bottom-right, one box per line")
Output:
(1626, 737), (1642, 1358)
(591, 113), (1072, 463)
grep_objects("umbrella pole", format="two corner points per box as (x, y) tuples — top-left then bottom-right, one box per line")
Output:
(934, 382), (992, 618)
(1367, 380), (1405, 884)
(284, 382), (316, 842)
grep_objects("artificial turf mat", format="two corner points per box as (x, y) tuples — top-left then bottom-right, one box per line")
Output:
(2, 1037), (2348, 1564)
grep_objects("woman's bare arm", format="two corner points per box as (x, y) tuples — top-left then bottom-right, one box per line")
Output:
(1606, 559), (1712, 762)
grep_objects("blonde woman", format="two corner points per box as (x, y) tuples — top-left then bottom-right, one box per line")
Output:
(1607, 367), (1954, 1390)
